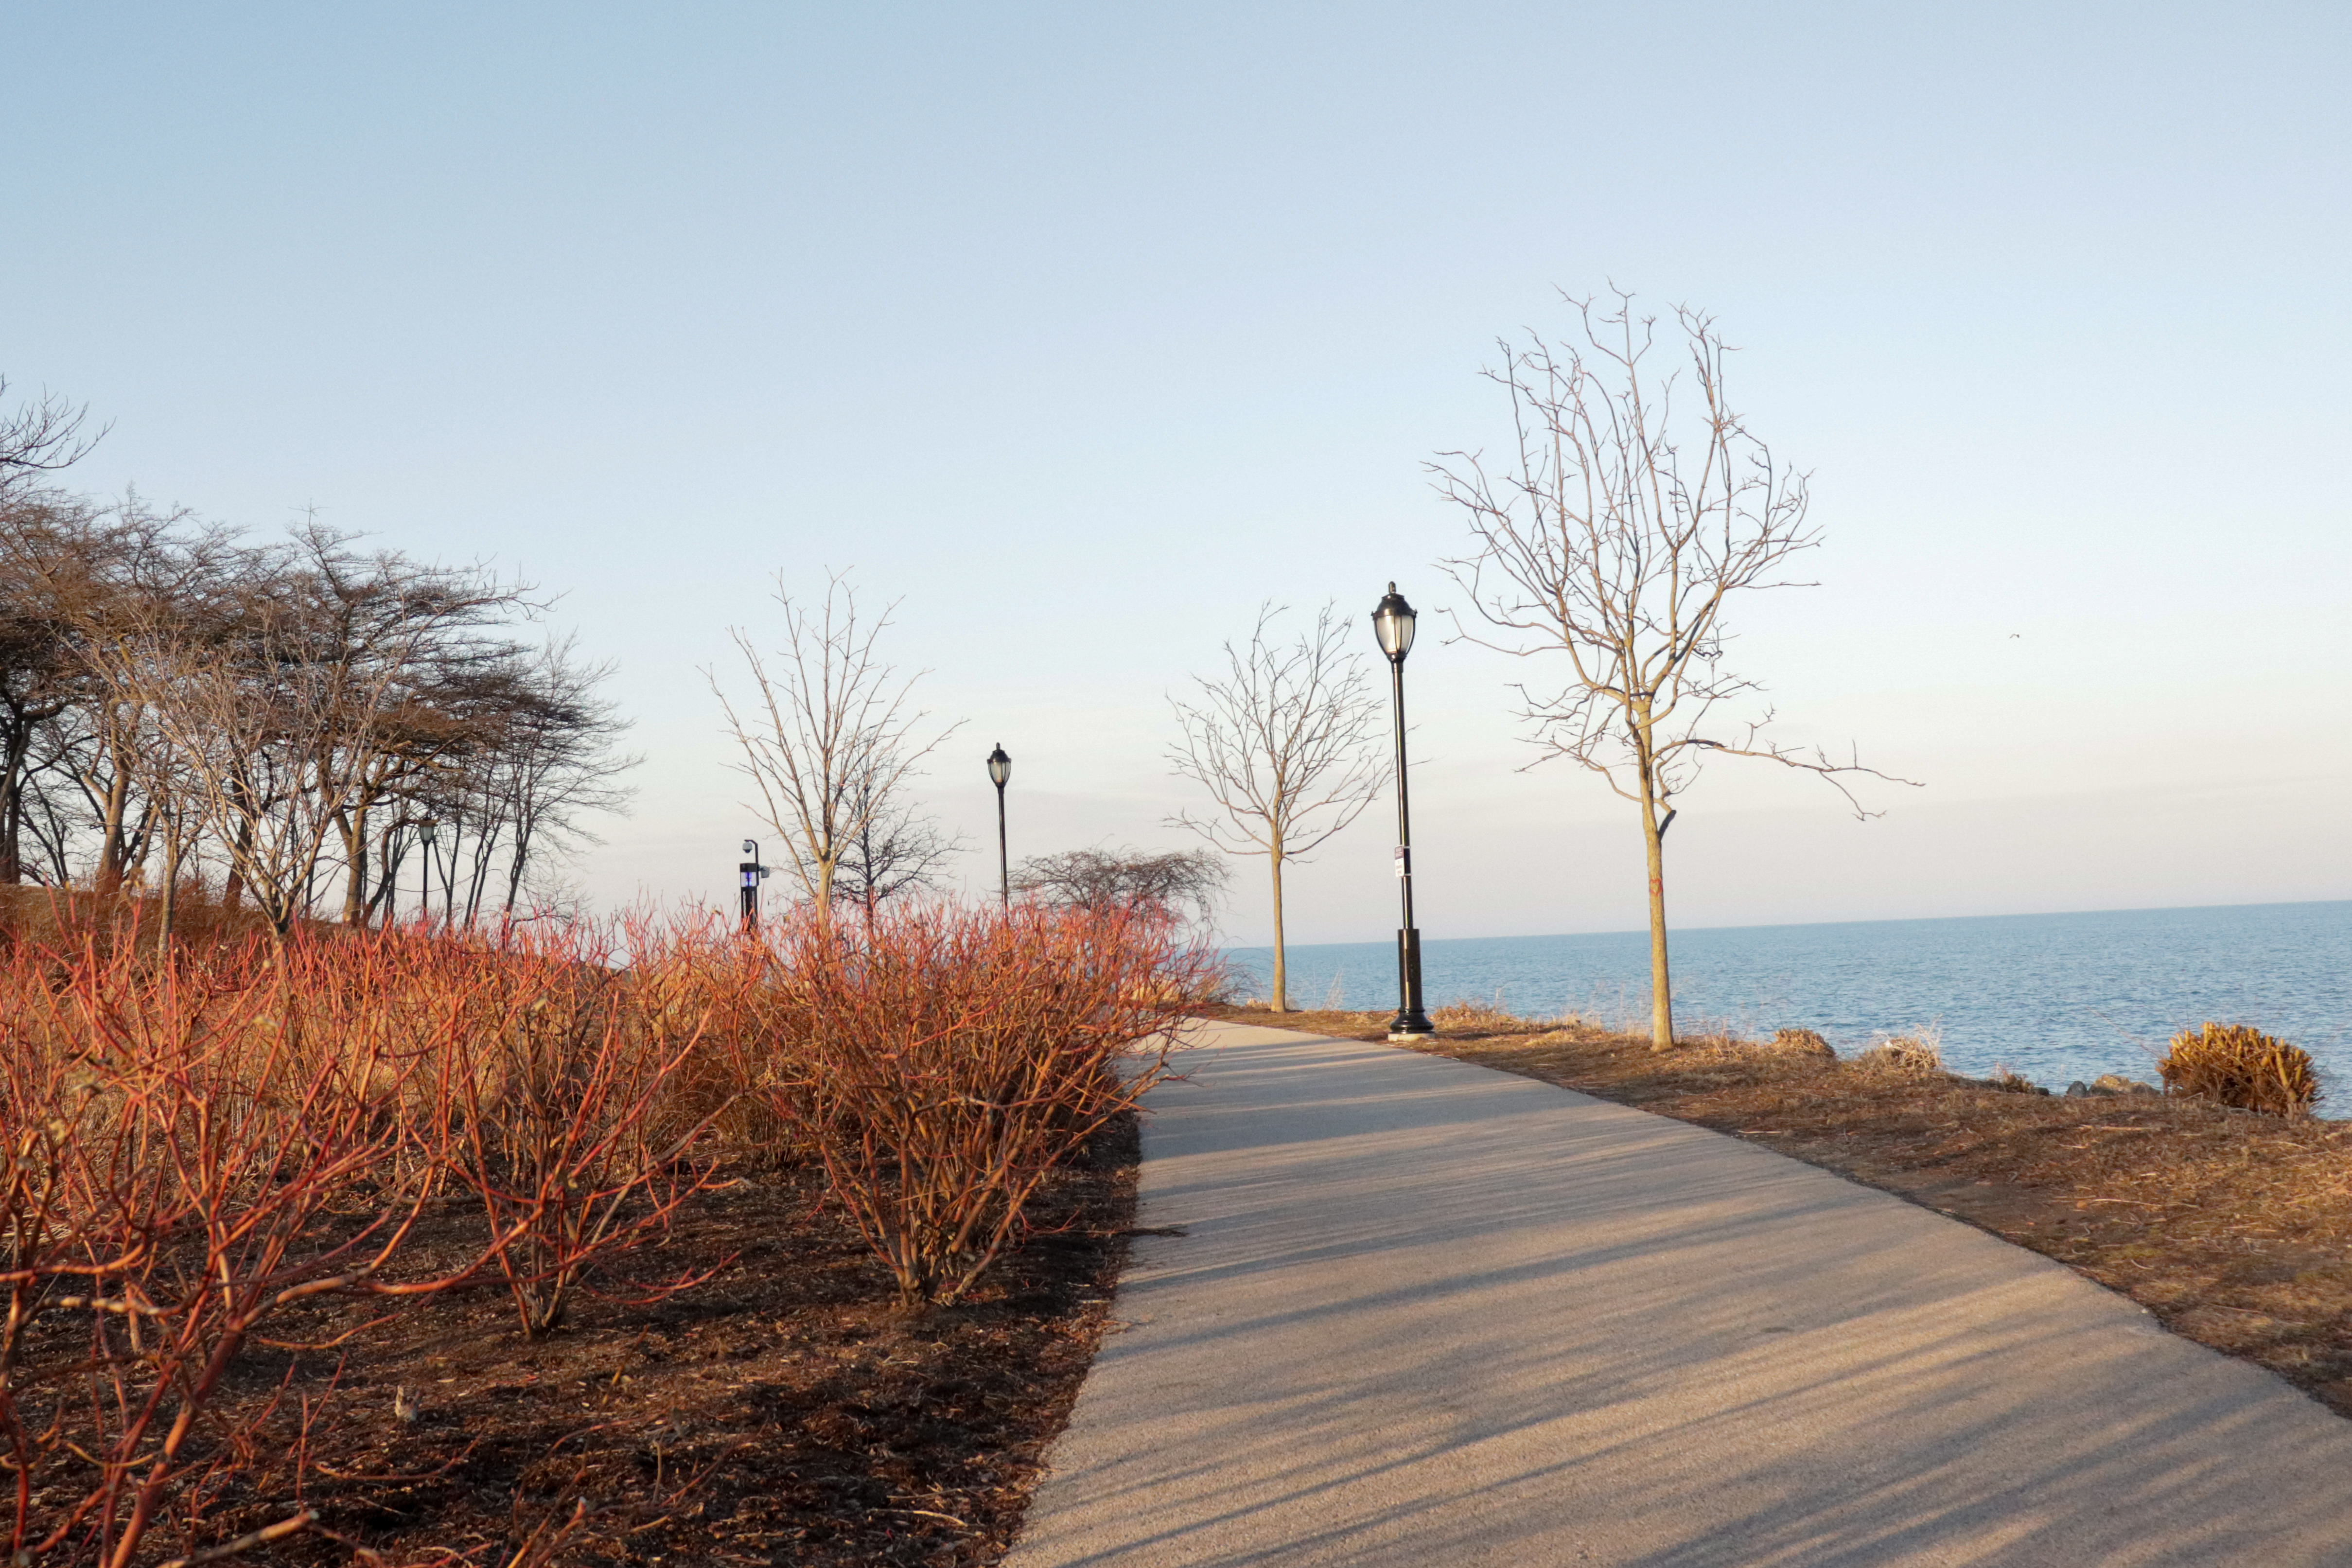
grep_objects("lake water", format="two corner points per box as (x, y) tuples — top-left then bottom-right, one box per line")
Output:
(1225, 900), (2352, 1092)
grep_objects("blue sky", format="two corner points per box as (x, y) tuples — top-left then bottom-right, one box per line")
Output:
(6, 2), (2349, 942)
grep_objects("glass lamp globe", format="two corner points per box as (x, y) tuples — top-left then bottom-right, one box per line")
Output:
(1371, 582), (1417, 662)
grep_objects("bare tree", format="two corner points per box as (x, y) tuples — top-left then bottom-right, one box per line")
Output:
(88, 525), (541, 936)
(1431, 290), (1914, 1050)
(1166, 602), (1384, 1011)
(833, 763), (962, 927)
(1013, 846), (1228, 924)
(0, 493), (100, 883)
(708, 571), (956, 915)
(0, 492), (228, 889)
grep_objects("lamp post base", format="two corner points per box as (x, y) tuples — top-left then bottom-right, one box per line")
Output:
(1388, 927), (1435, 1039)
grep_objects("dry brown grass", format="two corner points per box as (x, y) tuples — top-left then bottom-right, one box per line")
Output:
(0, 880), (334, 952)
(1429, 996), (1522, 1032)
(1215, 1003), (2352, 1419)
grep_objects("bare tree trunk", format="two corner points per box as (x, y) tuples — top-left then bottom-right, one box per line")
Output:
(0, 718), (36, 884)
(1640, 792), (1673, 1050)
(366, 820), (402, 923)
(222, 812), (251, 910)
(155, 819), (187, 953)
(1634, 711), (1673, 1050)
(709, 573), (955, 930)
(93, 755), (131, 895)
(1267, 833), (1289, 1012)
(338, 805), (369, 925)
(502, 825), (530, 912)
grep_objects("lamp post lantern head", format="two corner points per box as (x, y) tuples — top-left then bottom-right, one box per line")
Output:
(986, 744), (1011, 788)
(1372, 582), (1417, 663)
(419, 820), (439, 846)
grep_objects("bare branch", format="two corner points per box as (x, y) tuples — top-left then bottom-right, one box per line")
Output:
(0, 378), (105, 497)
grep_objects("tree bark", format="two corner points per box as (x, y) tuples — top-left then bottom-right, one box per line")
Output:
(337, 805), (369, 925)
(222, 814), (251, 910)
(92, 746), (131, 895)
(1634, 709), (1674, 1050)
(0, 729), (28, 885)
(1267, 834), (1288, 1012)
(155, 821), (186, 952)
(0, 697), (67, 886)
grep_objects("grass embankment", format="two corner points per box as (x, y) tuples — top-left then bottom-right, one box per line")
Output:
(1216, 1003), (2352, 1418)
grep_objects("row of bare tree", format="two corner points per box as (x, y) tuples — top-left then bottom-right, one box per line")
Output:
(0, 383), (635, 936)
(697, 290), (1911, 1046)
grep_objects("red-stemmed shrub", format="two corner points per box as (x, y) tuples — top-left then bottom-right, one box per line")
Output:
(421, 923), (736, 1339)
(0, 934), (470, 1567)
(752, 902), (1214, 1307)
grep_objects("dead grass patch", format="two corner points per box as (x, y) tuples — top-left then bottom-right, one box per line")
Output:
(1215, 1004), (2352, 1419)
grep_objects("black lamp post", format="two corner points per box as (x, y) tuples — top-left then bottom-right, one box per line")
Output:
(739, 839), (764, 931)
(985, 744), (1012, 909)
(418, 820), (439, 930)
(1372, 583), (1434, 1039)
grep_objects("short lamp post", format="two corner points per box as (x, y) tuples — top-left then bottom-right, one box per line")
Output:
(985, 744), (1012, 909)
(1372, 583), (1434, 1039)
(739, 839), (765, 931)
(418, 820), (439, 930)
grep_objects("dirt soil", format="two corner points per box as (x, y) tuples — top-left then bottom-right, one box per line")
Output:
(1216, 1004), (2352, 1418)
(201, 1120), (1139, 1567)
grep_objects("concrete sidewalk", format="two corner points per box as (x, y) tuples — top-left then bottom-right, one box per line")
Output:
(1006, 1023), (2352, 1567)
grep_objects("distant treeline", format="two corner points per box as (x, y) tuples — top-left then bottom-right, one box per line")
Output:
(0, 382), (635, 934)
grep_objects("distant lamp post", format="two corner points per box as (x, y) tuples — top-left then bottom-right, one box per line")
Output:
(418, 820), (439, 930)
(739, 838), (765, 931)
(986, 744), (1012, 909)
(1372, 583), (1434, 1039)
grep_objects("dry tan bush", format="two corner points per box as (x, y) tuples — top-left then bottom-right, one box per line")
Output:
(1855, 1032), (1943, 1075)
(1767, 1027), (1834, 1058)
(2159, 1022), (2319, 1115)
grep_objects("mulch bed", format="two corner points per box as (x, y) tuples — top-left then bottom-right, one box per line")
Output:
(1217, 1004), (2352, 1418)
(196, 1119), (1138, 1567)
